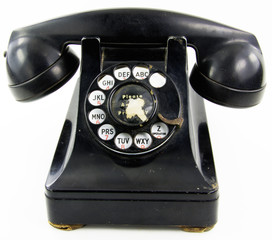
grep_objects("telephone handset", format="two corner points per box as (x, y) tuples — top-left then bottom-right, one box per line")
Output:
(7, 9), (265, 105)
(5, 9), (265, 231)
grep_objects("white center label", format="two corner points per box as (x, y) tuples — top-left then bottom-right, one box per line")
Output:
(114, 133), (133, 150)
(88, 90), (106, 106)
(88, 109), (106, 125)
(133, 65), (150, 80)
(98, 124), (116, 140)
(114, 66), (131, 81)
(134, 132), (152, 149)
(98, 75), (115, 90)
(151, 122), (169, 139)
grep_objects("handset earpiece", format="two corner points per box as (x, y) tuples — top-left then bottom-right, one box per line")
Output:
(6, 36), (79, 101)
(189, 41), (265, 108)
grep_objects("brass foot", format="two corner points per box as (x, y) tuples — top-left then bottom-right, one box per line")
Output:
(49, 221), (85, 231)
(180, 225), (214, 233)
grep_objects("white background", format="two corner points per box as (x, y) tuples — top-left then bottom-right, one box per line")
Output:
(0, 0), (271, 239)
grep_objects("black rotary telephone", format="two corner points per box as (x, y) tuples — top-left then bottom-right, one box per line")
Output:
(5, 9), (265, 231)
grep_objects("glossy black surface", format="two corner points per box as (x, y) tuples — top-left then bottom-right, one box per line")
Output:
(45, 38), (218, 227)
(6, 9), (265, 106)
(7, 47), (79, 101)
(4, 9), (266, 229)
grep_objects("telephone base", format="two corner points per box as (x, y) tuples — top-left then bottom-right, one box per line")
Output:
(45, 38), (218, 231)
